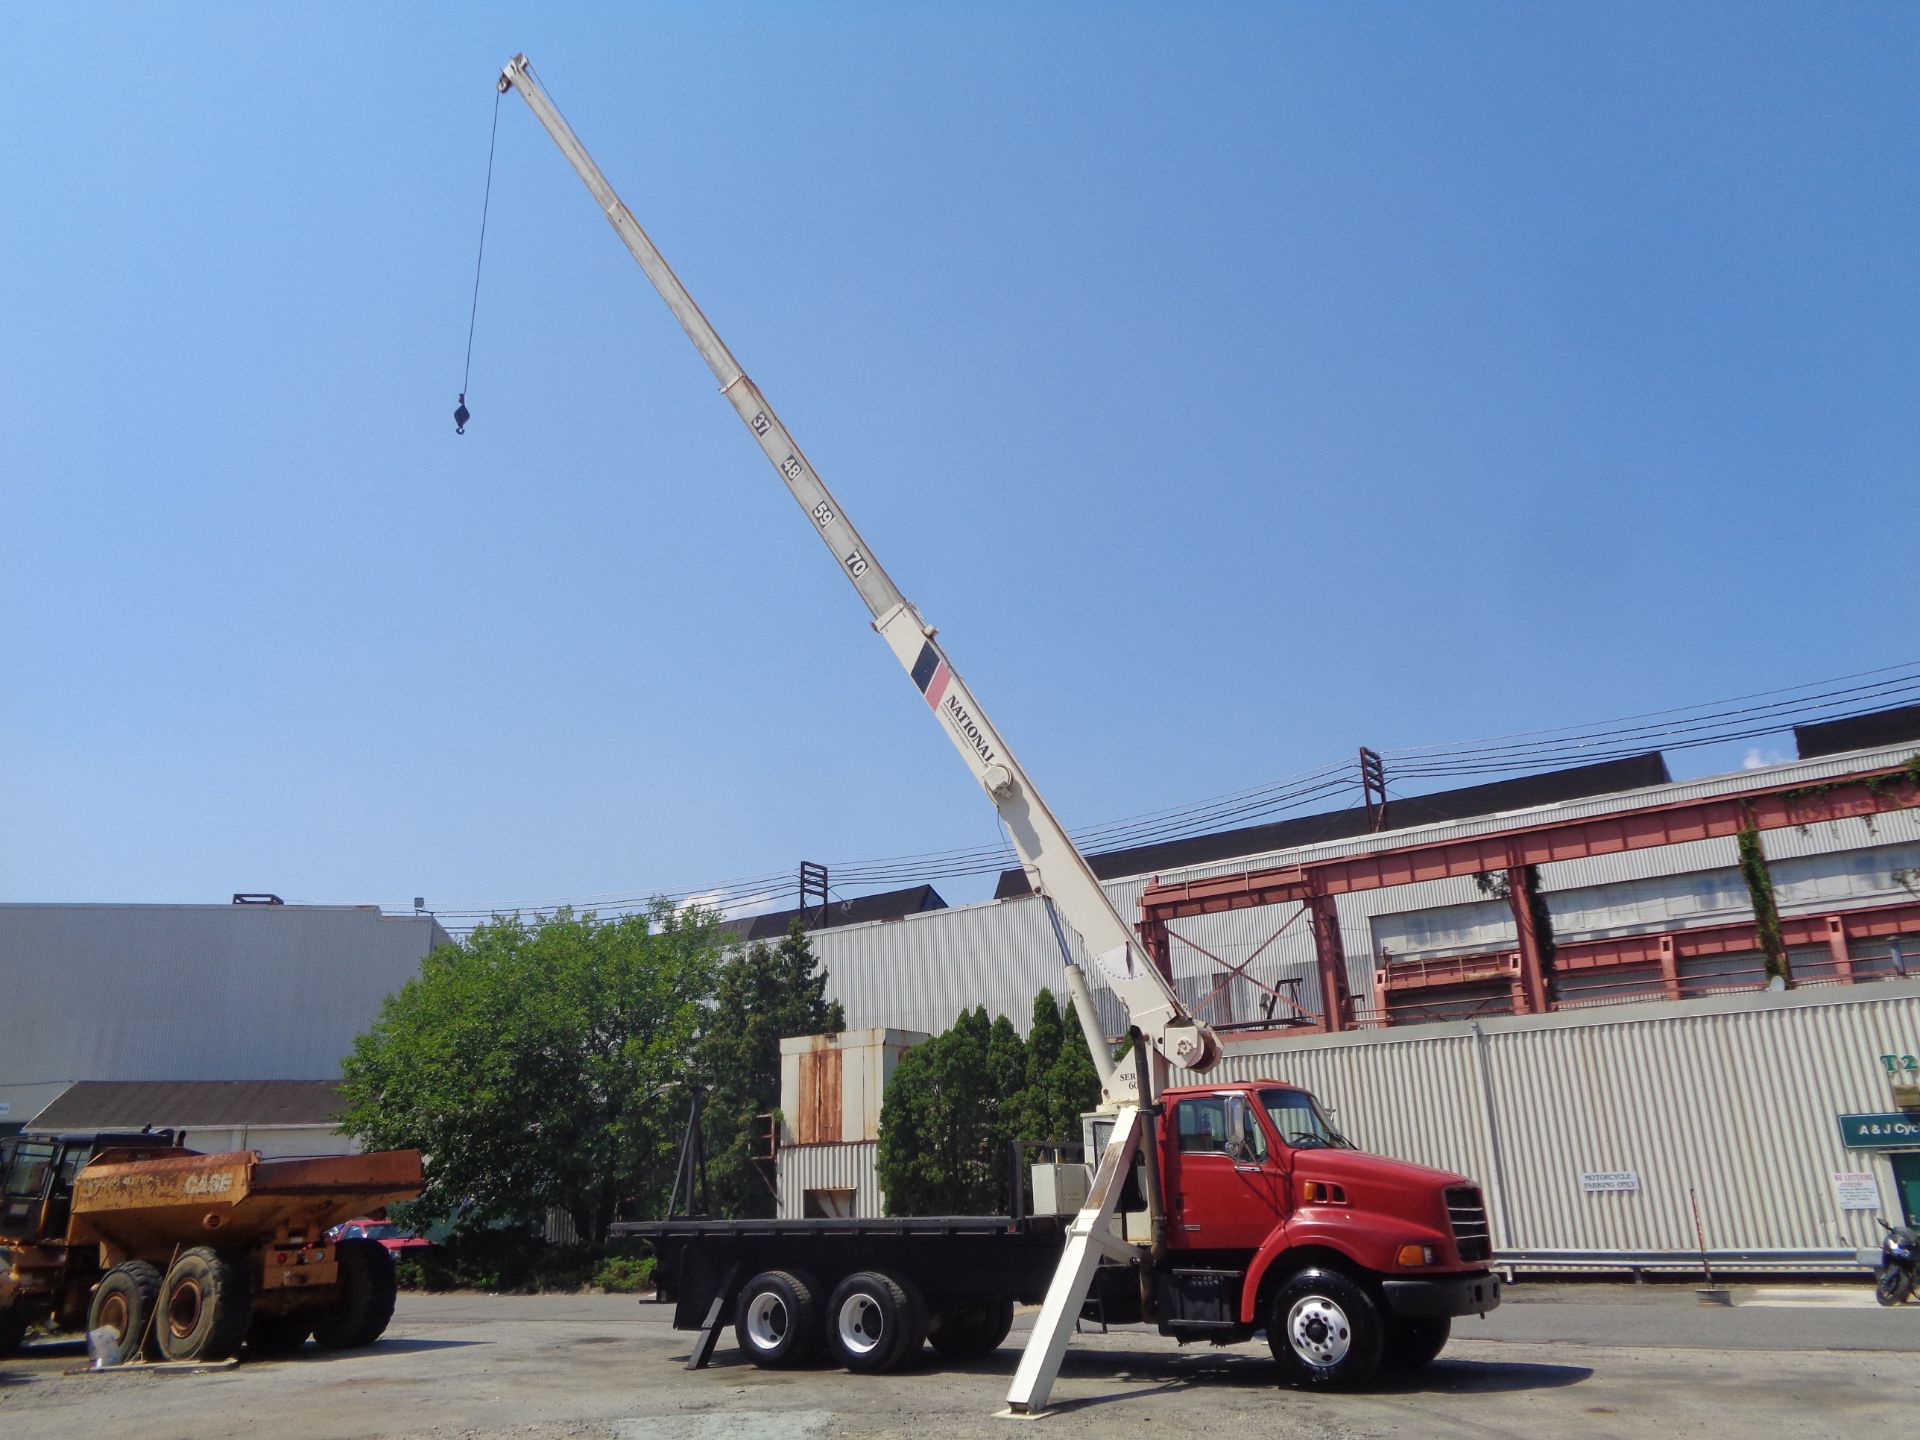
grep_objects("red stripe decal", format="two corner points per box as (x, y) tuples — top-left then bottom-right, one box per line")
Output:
(924, 662), (952, 710)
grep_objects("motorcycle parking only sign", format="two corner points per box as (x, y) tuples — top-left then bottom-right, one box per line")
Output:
(1833, 1172), (1882, 1210)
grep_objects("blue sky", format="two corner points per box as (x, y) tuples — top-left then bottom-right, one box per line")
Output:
(3, 4), (1914, 919)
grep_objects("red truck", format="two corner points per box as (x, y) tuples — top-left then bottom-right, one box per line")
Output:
(622, 1077), (1497, 1391)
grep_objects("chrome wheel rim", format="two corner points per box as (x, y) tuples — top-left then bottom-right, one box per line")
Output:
(837, 1293), (885, 1355)
(1286, 1294), (1352, 1367)
(744, 1291), (790, 1351)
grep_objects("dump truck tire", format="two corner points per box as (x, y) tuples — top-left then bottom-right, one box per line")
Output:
(733, 1268), (823, 1368)
(247, 1310), (313, 1357)
(0, 1305), (27, 1357)
(88, 1261), (163, 1363)
(311, 1239), (398, 1350)
(927, 1295), (1015, 1361)
(827, 1270), (927, 1374)
(158, 1248), (253, 1362)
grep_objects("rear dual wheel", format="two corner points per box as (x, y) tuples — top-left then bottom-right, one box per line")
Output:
(247, 1311), (314, 1357)
(157, 1248), (252, 1362)
(734, 1269), (823, 1367)
(311, 1238), (398, 1350)
(828, 1270), (927, 1374)
(927, 1295), (1015, 1361)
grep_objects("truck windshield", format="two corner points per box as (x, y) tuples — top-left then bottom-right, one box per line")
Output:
(1259, 1090), (1351, 1149)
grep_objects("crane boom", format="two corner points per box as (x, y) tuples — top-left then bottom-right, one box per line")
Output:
(498, 55), (1217, 1097)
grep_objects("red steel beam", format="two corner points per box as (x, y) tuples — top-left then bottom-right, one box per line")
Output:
(1143, 763), (1920, 923)
(1377, 898), (1920, 986)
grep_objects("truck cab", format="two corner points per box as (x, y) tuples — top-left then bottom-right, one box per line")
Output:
(1092, 1081), (1499, 1387)
(0, 1130), (189, 1352)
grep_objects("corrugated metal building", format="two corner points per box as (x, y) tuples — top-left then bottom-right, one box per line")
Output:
(1189, 981), (1920, 1266)
(0, 903), (449, 1134)
(796, 742), (1920, 1260)
(811, 742), (1920, 1038)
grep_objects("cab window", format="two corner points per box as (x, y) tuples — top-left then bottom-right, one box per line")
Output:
(1175, 1097), (1230, 1153)
(3, 1142), (55, 1199)
(1176, 1095), (1269, 1161)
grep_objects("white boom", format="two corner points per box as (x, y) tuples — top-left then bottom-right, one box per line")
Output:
(499, 55), (1219, 1411)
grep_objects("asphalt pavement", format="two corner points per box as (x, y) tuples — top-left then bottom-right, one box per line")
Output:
(1, 1282), (1915, 1440)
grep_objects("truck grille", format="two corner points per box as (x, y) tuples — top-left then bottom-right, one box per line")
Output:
(1446, 1185), (1491, 1262)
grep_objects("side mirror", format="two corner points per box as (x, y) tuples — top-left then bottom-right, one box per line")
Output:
(1225, 1096), (1262, 1163)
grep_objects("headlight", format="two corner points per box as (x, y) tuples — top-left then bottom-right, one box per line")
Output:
(1396, 1243), (1437, 1267)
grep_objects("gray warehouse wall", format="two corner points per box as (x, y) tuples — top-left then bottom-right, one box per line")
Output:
(0, 904), (448, 1126)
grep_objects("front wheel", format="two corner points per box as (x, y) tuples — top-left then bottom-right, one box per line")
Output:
(88, 1261), (164, 1364)
(0, 1304), (28, 1357)
(1267, 1268), (1384, 1390)
(1382, 1314), (1450, 1369)
(1875, 1267), (1913, 1307)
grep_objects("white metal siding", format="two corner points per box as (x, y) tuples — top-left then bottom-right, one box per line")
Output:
(1188, 982), (1920, 1260)
(777, 1141), (885, 1219)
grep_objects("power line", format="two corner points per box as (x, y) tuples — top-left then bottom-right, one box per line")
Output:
(393, 662), (1920, 928)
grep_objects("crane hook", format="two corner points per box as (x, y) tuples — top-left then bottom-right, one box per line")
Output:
(454, 394), (471, 435)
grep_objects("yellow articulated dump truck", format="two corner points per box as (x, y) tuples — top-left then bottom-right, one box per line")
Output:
(0, 1130), (423, 1363)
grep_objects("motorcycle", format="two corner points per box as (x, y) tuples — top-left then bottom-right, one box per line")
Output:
(1872, 1218), (1919, 1306)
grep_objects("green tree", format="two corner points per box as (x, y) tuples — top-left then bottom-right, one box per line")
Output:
(1015, 988), (1103, 1144)
(878, 1006), (1005, 1215)
(697, 920), (844, 1217)
(878, 996), (1103, 1216)
(339, 903), (723, 1242)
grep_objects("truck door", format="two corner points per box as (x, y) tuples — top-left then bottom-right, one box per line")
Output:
(1165, 1094), (1287, 1252)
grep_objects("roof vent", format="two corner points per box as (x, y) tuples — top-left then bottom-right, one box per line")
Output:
(232, 893), (285, 906)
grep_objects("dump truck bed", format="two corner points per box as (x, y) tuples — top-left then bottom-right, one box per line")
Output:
(69, 1149), (424, 1257)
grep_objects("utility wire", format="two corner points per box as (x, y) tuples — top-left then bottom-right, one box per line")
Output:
(397, 663), (1920, 927)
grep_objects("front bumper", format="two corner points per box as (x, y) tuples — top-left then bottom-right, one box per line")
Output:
(1380, 1271), (1501, 1319)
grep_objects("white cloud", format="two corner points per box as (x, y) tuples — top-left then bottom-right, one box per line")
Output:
(1742, 747), (1788, 771)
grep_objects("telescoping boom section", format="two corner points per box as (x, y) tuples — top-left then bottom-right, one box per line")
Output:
(495, 55), (1216, 1100)
(503, 53), (1520, 1413)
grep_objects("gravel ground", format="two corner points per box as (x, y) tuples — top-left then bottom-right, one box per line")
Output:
(2, 1284), (1917, 1440)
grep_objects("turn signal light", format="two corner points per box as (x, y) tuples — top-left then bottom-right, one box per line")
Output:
(1396, 1244), (1436, 1267)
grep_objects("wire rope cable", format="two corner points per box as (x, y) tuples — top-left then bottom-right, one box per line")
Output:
(453, 86), (504, 434)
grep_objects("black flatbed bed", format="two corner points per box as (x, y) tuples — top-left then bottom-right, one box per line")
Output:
(619, 1212), (1074, 1345)
(612, 1214), (1064, 1241)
